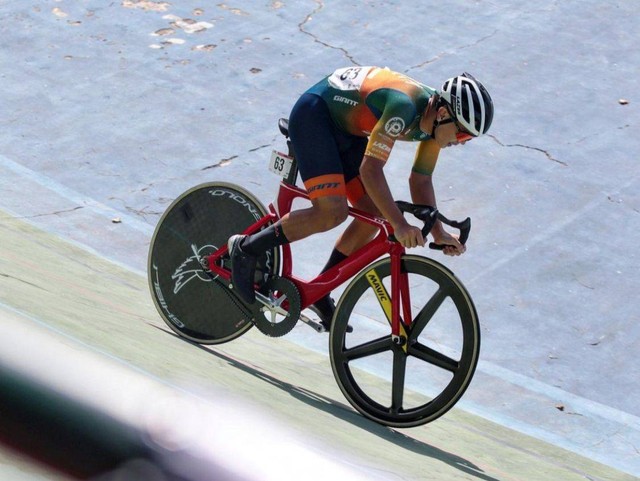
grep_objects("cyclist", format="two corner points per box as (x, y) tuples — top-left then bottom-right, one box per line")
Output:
(228, 66), (494, 330)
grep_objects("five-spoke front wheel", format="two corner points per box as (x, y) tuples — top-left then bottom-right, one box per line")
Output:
(329, 255), (480, 427)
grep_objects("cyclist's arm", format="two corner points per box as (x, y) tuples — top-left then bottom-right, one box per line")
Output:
(409, 171), (464, 255)
(410, 139), (444, 234)
(360, 106), (410, 230)
(360, 155), (424, 247)
(409, 170), (444, 235)
(359, 94), (426, 247)
(410, 141), (465, 254)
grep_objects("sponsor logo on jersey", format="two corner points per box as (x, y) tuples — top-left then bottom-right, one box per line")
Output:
(372, 141), (392, 153)
(385, 117), (405, 137)
(333, 95), (359, 107)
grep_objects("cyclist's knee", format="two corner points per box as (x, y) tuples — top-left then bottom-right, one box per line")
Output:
(312, 197), (349, 231)
(352, 194), (381, 217)
(326, 205), (349, 229)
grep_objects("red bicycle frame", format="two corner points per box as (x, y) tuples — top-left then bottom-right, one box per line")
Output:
(206, 181), (412, 339)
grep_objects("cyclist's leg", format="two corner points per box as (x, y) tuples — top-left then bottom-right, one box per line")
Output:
(311, 193), (375, 332)
(229, 93), (350, 303)
(249, 92), (351, 243)
(312, 135), (375, 330)
(311, 187), (380, 329)
(278, 195), (348, 241)
(334, 192), (381, 255)
(320, 134), (380, 261)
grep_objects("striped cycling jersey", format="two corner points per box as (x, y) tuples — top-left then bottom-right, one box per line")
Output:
(307, 66), (441, 175)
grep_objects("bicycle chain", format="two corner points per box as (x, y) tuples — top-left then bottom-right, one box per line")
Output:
(209, 275), (257, 324)
(203, 258), (300, 337)
(196, 250), (261, 324)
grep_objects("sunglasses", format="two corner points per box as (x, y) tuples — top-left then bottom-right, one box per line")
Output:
(454, 125), (474, 143)
(441, 105), (475, 142)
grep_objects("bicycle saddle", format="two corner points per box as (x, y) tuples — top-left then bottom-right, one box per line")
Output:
(278, 118), (289, 138)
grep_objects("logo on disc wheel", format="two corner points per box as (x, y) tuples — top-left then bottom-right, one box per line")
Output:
(172, 245), (218, 294)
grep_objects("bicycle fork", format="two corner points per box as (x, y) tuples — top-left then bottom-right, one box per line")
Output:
(365, 243), (410, 351)
(390, 244), (411, 351)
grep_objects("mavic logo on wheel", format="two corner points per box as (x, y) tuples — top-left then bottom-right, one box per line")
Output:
(366, 269), (392, 322)
(366, 268), (407, 347)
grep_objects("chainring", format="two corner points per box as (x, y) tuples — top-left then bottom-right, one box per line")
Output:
(254, 277), (301, 337)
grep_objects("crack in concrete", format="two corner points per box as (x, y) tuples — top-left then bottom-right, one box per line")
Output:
(125, 205), (163, 220)
(201, 155), (237, 170)
(17, 206), (85, 219)
(138, 183), (154, 193)
(249, 143), (271, 153)
(574, 275), (595, 290)
(298, 0), (361, 66)
(607, 195), (640, 215)
(0, 272), (47, 291)
(574, 124), (630, 145)
(489, 135), (568, 166)
(201, 143), (273, 171)
(405, 29), (499, 73)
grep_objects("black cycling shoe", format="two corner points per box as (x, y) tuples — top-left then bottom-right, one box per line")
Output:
(310, 295), (353, 333)
(228, 234), (257, 304)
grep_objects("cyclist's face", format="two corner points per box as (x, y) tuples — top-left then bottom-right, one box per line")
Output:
(434, 109), (473, 148)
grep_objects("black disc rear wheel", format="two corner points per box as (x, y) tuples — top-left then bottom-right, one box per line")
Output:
(148, 182), (279, 344)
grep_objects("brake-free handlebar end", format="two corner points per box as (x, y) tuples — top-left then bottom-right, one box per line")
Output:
(429, 216), (471, 250)
(389, 202), (472, 250)
(388, 201), (438, 243)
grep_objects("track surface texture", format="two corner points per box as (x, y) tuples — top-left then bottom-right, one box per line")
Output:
(0, 1), (638, 479)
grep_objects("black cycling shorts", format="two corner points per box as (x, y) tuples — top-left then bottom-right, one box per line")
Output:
(288, 93), (367, 204)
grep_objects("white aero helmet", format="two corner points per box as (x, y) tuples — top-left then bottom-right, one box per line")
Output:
(440, 72), (494, 137)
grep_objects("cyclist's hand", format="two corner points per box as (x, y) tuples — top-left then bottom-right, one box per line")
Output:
(393, 222), (425, 248)
(432, 230), (466, 256)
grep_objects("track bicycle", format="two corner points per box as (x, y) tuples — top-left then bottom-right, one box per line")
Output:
(148, 119), (480, 427)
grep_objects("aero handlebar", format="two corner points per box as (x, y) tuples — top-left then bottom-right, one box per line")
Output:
(390, 201), (471, 250)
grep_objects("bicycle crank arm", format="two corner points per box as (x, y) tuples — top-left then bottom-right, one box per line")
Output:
(299, 312), (326, 333)
(254, 291), (288, 315)
(252, 278), (301, 337)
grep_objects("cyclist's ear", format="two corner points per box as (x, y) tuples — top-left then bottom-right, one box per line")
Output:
(437, 106), (451, 121)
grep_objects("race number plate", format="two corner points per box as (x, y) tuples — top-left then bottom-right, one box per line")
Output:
(268, 150), (294, 178)
(327, 66), (372, 91)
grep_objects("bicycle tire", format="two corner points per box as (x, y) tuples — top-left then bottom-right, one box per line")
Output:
(148, 182), (280, 344)
(329, 255), (480, 427)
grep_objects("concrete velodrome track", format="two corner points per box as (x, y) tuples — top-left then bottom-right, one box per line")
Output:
(1, 1), (639, 479)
